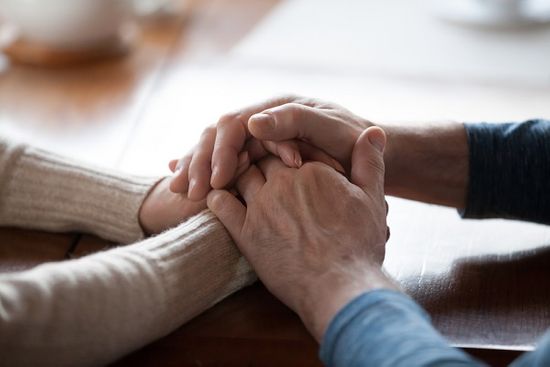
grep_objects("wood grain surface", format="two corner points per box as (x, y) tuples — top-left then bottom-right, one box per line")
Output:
(0, 227), (75, 273)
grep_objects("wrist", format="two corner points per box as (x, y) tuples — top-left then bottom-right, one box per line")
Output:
(377, 122), (469, 208)
(299, 264), (398, 342)
(376, 123), (400, 195)
(138, 178), (166, 236)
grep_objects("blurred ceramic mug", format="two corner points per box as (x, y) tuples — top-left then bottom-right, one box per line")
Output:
(478, 0), (525, 18)
(0, 0), (135, 50)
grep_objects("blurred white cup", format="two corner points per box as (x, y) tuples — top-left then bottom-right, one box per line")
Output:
(478, 0), (524, 18)
(0, 0), (135, 50)
(435, 0), (550, 27)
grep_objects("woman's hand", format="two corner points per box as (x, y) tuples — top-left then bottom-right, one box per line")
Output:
(169, 95), (373, 201)
(138, 176), (208, 236)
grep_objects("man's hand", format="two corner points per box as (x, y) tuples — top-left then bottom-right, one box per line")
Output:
(138, 177), (208, 235)
(207, 127), (397, 342)
(169, 95), (372, 201)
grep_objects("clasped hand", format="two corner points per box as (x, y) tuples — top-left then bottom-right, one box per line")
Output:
(142, 95), (397, 341)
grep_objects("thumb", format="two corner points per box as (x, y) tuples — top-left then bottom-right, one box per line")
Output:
(207, 190), (246, 241)
(351, 126), (386, 195)
(248, 103), (348, 162)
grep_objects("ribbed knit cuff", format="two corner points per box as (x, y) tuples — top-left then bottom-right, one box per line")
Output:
(461, 120), (550, 224)
(0, 143), (159, 244)
(138, 210), (256, 328)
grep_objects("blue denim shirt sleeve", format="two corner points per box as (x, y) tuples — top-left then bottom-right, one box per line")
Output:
(319, 289), (483, 367)
(511, 331), (550, 367)
(462, 119), (550, 225)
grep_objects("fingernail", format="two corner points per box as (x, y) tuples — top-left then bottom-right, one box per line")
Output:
(251, 113), (275, 131)
(188, 179), (197, 196)
(280, 149), (294, 167)
(238, 151), (249, 166)
(332, 158), (345, 174)
(169, 159), (178, 172)
(294, 153), (302, 168)
(211, 165), (220, 181)
(368, 131), (386, 153)
(235, 162), (248, 178)
(173, 167), (183, 177)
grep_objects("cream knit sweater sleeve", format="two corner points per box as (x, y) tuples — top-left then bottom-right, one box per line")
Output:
(0, 138), (256, 366)
(0, 138), (156, 244)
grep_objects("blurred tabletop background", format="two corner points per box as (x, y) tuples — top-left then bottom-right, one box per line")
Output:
(1, 0), (550, 366)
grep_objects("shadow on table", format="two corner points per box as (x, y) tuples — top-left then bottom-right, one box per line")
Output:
(405, 243), (550, 349)
(112, 282), (322, 367)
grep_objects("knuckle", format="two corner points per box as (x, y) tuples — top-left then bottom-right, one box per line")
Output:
(202, 125), (216, 137)
(367, 156), (385, 176)
(181, 154), (193, 166)
(276, 93), (301, 104)
(176, 150), (194, 164)
(295, 96), (319, 107)
(285, 103), (304, 120)
(217, 114), (233, 127)
(209, 192), (229, 211)
(273, 168), (294, 184)
(300, 161), (317, 173)
(217, 112), (244, 128)
(299, 161), (324, 177)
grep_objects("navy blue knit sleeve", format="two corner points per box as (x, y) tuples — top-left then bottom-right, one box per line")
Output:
(462, 119), (550, 225)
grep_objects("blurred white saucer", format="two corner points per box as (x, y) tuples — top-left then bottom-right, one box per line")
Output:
(0, 0), (135, 50)
(434, 0), (550, 29)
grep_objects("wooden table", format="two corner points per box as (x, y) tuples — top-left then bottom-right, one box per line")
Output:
(2, 0), (550, 366)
